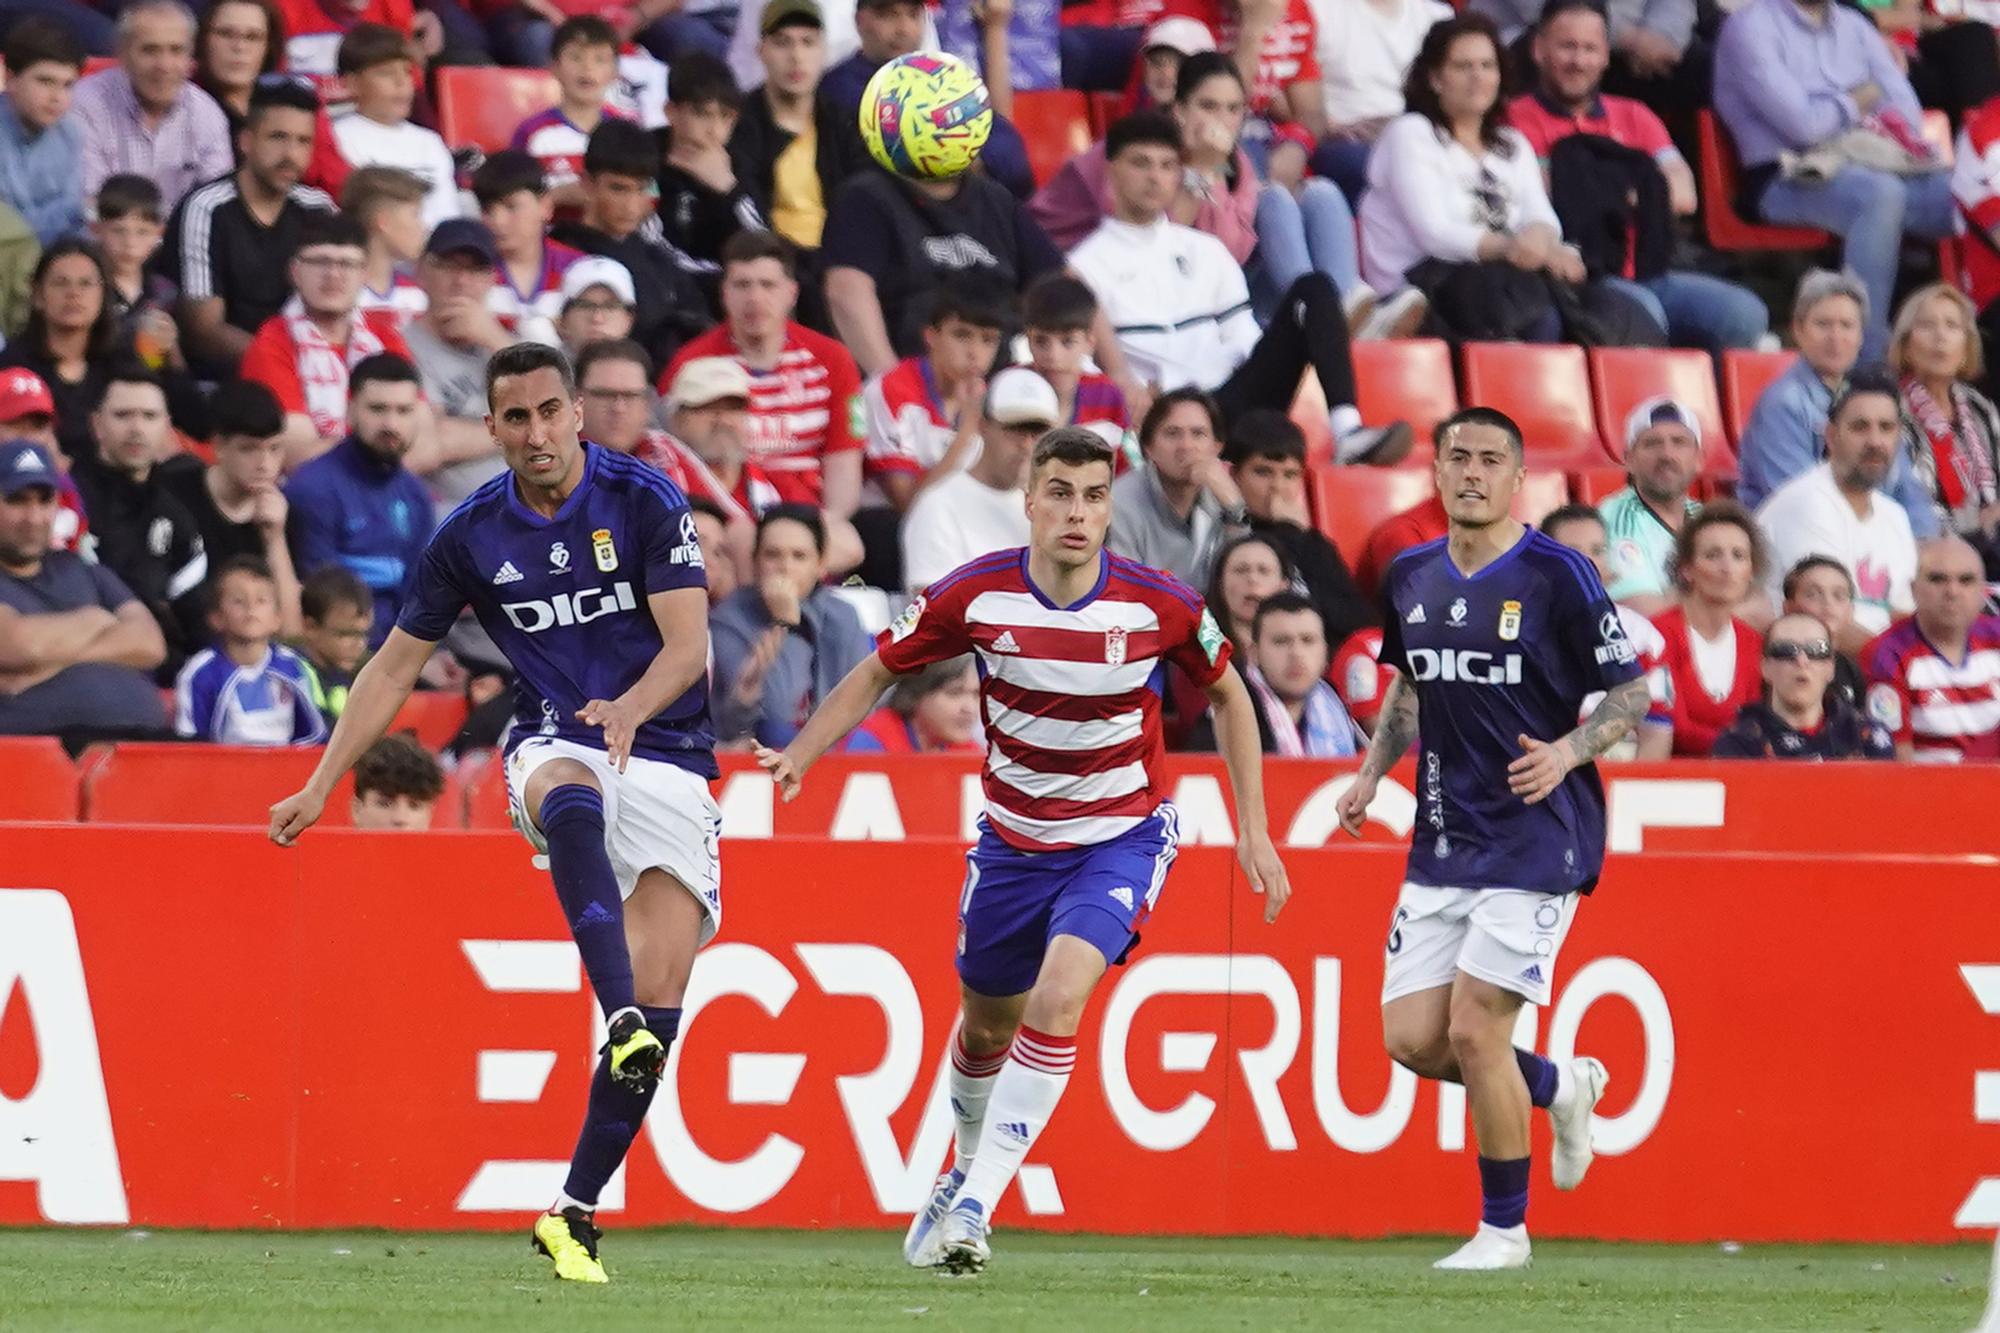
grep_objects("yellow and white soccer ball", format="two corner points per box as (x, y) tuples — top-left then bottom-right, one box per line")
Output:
(859, 52), (993, 181)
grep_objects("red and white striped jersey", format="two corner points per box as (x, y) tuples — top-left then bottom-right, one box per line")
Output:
(1862, 614), (2000, 761)
(861, 356), (959, 494)
(877, 548), (1233, 851)
(1953, 104), (2000, 310)
(356, 272), (427, 332)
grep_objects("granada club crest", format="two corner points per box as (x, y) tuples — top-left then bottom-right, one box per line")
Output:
(1105, 625), (1128, 666)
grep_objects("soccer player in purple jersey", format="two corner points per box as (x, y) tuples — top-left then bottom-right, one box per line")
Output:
(1336, 408), (1654, 1271)
(269, 343), (721, 1284)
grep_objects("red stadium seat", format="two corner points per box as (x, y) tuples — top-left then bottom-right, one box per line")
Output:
(1568, 467), (1630, 504)
(1308, 465), (1436, 567)
(1011, 90), (1093, 188)
(1352, 338), (1460, 445)
(84, 743), (463, 828)
(1512, 470), (1572, 527)
(1086, 92), (1122, 137)
(389, 692), (471, 752)
(464, 753), (515, 830)
(0, 737), (79, 821)
(434, 67), (560, 155)
(1721, 348), (1797, 446)
(1698, 110), (1830, 252)
(1459, 342), (1611, 467)
(1587, 347), (1734, 478)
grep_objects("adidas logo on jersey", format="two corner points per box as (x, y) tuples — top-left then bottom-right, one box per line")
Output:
(991, 631), (1021, 654)
(492, 560), (524, 585)
(1108, 886), (1134, 910)
(1405, 605), (1426, 624)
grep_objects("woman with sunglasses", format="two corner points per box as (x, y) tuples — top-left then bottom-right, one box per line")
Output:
(1712, 613), (1896, 759)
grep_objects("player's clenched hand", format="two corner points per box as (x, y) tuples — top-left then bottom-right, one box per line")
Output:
(1335, 774), (1377, 838)
(268, 787), (325, 847)
(578, 697), (643, 772)
(1507, 733), (1574, 805)
(754, 745), (801, 801)
(1238, 830), (1292, 923)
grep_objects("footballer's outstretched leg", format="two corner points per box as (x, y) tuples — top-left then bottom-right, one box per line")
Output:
(907, 996), (1023, 1268)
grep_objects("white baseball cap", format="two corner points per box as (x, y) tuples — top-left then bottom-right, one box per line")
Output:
(670, 356), (753, 409)
(986, 366), (1060, 428)
(1143, 16), (1217, 56)
(561, 256), (637, 308)
(1623, 395), (1702, 449)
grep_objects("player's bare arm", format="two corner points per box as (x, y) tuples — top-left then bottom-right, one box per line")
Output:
(579, 586), (710, 773)
(268, 628), (438, 845)
(1203, 664), (1292, 922)
(1507, 675), (1652, 806)
(1338, 670), (1420, 837)
(755, 651), (900, 800)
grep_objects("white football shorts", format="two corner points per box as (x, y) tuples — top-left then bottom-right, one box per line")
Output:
(1380, 882), (1580, 1007)
(506, 735), (723, 946)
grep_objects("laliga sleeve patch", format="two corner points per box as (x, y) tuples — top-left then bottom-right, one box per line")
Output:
(848, 394), (867, 440)
(889, 593), (926, 642)
(1344, 654), (1379, 702)
(1197, 607), (1225, 665)
(1867, 681), (1903, 730)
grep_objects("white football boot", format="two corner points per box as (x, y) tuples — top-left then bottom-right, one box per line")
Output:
(1550, 1057), (1609, 1190)
(903, 1167), (963, 1267)
(1433, 1223), (1533, 1271)
(933, 1198), (992, 1276)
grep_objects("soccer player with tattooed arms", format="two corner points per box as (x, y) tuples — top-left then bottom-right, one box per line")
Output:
(758, 425), (1292, 1275)
(1336, 407), (1652, 1271)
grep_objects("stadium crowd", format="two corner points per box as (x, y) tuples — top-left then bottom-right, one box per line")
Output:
(1, 0), (1998, 784)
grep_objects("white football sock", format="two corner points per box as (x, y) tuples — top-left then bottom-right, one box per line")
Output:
(948, 1030), (1008, 1175)
(955, 1026), (1076, 1217)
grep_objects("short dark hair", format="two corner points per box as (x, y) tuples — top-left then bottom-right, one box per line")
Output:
(1437, 405), (1525, 459)
(209, 378), (286, 439)
(246, 72), (320, 124)
(1030, 425), (1116, 476)
(756, 501), (826, 556)
(336, 20), (411, 75)
(1138, 386), (1223, 452)
(1829, 364), (1901, 422)
(886, 655), (973, 719)
(291, 210), (367, 259)
(486, 341), (577, 404)
(1539, 502), (1606, 541)
(3, 15), (84, 74)
(1105, 109), (1180, 161)
(1021, 273), (1097, 334)
(103, 362), (166, 400)
(1782, 553), (1855, 603)
(472, 148), (547, 209)
(94, 174), (163, 225)
(206, 553), (276, 614)
(666, 50), (741, 113)
(686, 494), (730, 526)
(301, 566), (371, 622)
(1174, 50), (1244, 104)
(721, 228), (797, 278)
(352, 734), (445, 804)
(575, 337), (653, 384)
(1251, 589), (1322, 641)
(349, 351), (421, 398)
(925, 276), (1013, 333)
(551, 13), (618, 58)
(1536, 0), (1608, 32)
(1227, 408), (1306, 465)
(584, 118), (660, 180)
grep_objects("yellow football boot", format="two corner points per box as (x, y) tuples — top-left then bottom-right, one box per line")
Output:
(605, 1009), (665, 1092)
(532, 1207), (608, 1283)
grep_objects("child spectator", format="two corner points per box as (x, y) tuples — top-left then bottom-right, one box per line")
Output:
(843, 655), (984, 754)
(1021, 273), (1133, 465)
(861, 278), (1010, 512)
(0, 16), (85, 246)
(657, 52), (765, 267)
(329, 23), (458, 228)
(554, 255), (638, 357)
(474, 150), (580, 346)
(174, 556), (329, 746)
(510, 16), (629, 207)
(349, 733), (445, 829)
(342, 165), (431, 330)
(297, 565), (373, 721)
(91, 175), (181, 360)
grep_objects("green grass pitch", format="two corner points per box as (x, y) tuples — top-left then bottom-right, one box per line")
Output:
(0, 1229), (1983, 1332)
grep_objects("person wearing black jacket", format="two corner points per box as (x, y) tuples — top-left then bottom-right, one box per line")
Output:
(1227, 410), (1376, 647)
(657, 52), (768, 269)
(1712, 613), (1896, 759)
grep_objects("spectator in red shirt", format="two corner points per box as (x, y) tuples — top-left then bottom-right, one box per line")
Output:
(239, 210), (418, 468)
(1653, 501), (1768, 756)
(276, 0), (427, 76)
(843, 655), (983, 753)
(660, 230), (863, 516)
(1355, 493), (1448, 599)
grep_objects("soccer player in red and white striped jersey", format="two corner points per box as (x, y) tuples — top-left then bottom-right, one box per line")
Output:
(1862, 536), (2000, 761)
(758, 426), (1291, 1275)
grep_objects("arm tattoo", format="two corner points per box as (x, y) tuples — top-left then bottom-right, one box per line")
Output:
(1564, 676), (1651, 766)
(1358, 672), (1420, 781)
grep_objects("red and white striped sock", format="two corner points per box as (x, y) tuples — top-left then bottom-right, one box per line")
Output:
(948, 1030), (1009, 1174)
(956, 1025), (1076, 1217)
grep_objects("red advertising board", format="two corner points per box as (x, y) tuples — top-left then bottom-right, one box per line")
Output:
(0, 825), (1995, 1241)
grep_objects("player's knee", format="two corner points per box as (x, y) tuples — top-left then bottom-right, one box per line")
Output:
(1384, 1025), (1450, 1078)
(959, 1014), (1018, 1058)
(1445, 1009), (1510, 1064)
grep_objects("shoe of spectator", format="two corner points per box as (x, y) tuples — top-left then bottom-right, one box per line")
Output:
(1357, 289), (1430, 342)
(1343, 283), (1380, 338)
(1334, 421), (1415, 466)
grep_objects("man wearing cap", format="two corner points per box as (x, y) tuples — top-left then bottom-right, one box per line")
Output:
(899, 365), (1051, 590)
(1597, 396), (1704, 613)
(0, 366), (88, 555)
(402, 217), (520, 503)
(554, 255), (640, 359)
(240, 210), (420, 469)
(0, 439), (169, 739)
